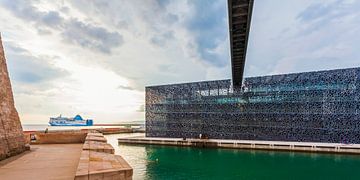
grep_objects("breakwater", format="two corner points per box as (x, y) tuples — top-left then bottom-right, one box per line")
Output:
(76, 132), (132, 180)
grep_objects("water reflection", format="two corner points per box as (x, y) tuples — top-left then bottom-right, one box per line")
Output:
(105, 133), (148, 180)
(106, 134), (360, 180)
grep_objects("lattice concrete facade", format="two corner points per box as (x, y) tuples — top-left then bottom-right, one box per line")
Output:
(0, 35), (26, 160)
(146, 67), (360, 143)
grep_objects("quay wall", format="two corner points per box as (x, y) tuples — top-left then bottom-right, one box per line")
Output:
(0, 34), (26, 161)
(24, 131), (87, 144)
(95, 127), (133, 135)
(118, 137), (360, 155)
(23, 127), (135, 145)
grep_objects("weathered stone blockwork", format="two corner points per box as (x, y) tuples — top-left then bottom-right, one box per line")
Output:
(0, 34), (26, 160)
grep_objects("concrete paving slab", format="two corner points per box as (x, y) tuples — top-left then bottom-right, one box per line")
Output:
(86, 132), (104, 137)
(85, 135), (107, 143)
(75, 150), (132, 180)
(83, 141), (115, 154)
(0, 144), (82, 180)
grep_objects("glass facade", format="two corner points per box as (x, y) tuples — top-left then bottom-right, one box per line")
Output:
(146, 67), (360, 143)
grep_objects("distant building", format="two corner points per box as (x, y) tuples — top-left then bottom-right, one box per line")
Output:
(145, 0), (360, 143)
(146, 67), (360, 143)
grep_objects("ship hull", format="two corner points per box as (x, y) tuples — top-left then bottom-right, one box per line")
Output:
(49, 123), (92, 126)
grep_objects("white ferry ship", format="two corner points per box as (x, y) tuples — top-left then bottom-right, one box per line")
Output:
(49, 114), (93, 126)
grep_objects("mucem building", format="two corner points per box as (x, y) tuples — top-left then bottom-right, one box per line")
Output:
(145, 0), (360, 143)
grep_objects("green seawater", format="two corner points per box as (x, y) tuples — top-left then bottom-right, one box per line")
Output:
(106, 134), (360, 180)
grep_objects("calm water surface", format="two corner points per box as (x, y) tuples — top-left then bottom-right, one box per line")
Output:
(106, 134), (360, 180)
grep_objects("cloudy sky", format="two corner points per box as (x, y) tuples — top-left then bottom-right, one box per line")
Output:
(1, 0), (360, 124)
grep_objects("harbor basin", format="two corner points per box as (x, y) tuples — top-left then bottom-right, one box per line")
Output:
(106, 134), (360, 180)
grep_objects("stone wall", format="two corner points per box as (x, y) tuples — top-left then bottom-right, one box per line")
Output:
(24, 131), (87, 144)
(0, 34), (26, 160)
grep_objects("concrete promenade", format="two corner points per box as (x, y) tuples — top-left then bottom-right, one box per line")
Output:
(118, 136), (360, 154)
(0, 144), (82, 180)
(0, 130), (133, 180)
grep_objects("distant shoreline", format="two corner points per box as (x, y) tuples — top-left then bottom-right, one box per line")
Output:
(22, 124), (143, 131)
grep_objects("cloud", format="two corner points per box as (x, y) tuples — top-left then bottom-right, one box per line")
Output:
(5, 42), (68, 84)
(61, 19), (123, 54)
(117, 85), (134, 91)
(136, 104), (145, 112)
(185, 0), (230, 67)
(150, 31), (174, 46)
(0, 0), (237, 124)
(295, 0), (359, 35)
(64, 0), (223, 88)
(2, 0), (360, 124)
(0, 0), (123, 54)
(245, 0), (360, 77)
(156, 0), (171, 8)
(297, 1), (339, 22)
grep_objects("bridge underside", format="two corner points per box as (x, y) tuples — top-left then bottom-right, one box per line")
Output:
(228, 0), (254, 88)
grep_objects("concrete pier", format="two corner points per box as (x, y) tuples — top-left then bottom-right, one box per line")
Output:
(85, 135), (107, 143)
(75, 132), (132, 180)
(118, 136), (360, 154)
(82, 141), (115, 154)
(75, 151), (132, 180)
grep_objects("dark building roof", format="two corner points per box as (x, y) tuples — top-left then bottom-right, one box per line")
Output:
(228, 0), (254, 88)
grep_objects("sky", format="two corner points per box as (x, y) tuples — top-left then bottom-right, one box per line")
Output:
(1, 0), (360, 124)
